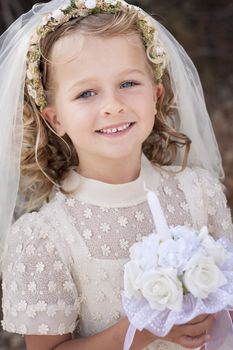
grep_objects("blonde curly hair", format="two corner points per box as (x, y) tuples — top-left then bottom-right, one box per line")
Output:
(21, 11), (191, 211)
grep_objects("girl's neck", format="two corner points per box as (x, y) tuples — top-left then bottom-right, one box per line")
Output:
(77, 153), (142, 185)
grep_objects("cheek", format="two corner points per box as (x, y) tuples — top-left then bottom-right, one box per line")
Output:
(59, 104), (93, 133)
(135, 92), (156, 121)
(141, 95), (157, 134)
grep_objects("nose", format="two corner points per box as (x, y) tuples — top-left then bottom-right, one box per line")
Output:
(100, 93), (125, 117)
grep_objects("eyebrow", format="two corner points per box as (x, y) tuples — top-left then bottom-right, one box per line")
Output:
(67, 69), (145, 92)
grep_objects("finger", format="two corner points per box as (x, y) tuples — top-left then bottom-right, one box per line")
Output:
(187, 314), (209, 325)
(184, 315), (215, 337)
(180, 333), (210, 349)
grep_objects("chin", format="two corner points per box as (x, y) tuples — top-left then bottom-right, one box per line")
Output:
(101, 148), (139, 161)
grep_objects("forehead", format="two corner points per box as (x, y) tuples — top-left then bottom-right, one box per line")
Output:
(50, 33), (150, 85)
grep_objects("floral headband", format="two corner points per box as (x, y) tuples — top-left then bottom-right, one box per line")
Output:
(26, 0), (167, 111)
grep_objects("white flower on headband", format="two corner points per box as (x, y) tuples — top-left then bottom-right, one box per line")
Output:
(156, 47), (165, 56)
(27, 85), (37, 99)
(27, 62), (38, 81)
(148, 45), (166, 66)
(27, 70), (33, 81)
(41, 14), (52, 26)
(52, 9), (65, 21)
(84, 0), (97, 9)
(104, 0), (118, 5)
(30, 32), (40, 45)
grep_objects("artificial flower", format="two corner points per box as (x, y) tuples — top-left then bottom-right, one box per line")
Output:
(199, 226), (228, 265)
(84, 0), (97, 9)
(184, 253), (227, 298)
(52, 9), (65, 21)
(124, 260), (143, 298)
(140, 268), (183, 311)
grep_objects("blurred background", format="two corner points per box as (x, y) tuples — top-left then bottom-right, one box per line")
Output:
(0, 0), (232, 349)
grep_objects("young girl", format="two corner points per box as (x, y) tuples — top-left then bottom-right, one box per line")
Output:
(0, 1), (232, 350)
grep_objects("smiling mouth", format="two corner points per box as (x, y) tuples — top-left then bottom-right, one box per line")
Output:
(96, 122), (135, 135)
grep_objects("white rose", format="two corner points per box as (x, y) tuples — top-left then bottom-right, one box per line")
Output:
(199, 226), (227, 266)
(129, 233), (159, 271)
(124, 261), (143, 298)
(172, 226), (200, 255)
(183, 253), (227, 298)
(84, 0), (97, 9)
(158, 238), (187, 273)
(140, 268), (183, 311)
(157, 225), (201, 274)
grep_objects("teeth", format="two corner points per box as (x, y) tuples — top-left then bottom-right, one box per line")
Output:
(99, 123), (131, 134)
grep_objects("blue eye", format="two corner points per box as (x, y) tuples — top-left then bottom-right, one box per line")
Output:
(78, 90), (96, 99)
(121, 81), (138, 89)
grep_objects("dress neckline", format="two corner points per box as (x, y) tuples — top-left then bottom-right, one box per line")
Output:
(61, 154), (161, 207)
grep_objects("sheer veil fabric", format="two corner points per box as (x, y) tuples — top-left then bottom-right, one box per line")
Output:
(0, 0), (223, 272)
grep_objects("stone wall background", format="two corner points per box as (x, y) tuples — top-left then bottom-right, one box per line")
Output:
(0, 0), (232, 349)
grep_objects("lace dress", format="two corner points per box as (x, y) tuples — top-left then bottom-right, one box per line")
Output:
(1, 156), (233, 350)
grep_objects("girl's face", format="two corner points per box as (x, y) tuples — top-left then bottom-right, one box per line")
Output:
(43, 33), (161, 171)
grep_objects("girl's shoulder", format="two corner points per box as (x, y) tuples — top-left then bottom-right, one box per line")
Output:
(158, 165), (232, 240)
(16, 190), (67, 221)
(158, 164), (224, 190)
(4, 192), (68, 261)
(12, 192), (65, 236)
(156, 164), (226, 209)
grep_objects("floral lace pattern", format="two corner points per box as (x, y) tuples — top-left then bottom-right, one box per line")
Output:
(1, 212), (80, 335)
(1, 167), (232, 350)
(62, 171), (193, 260)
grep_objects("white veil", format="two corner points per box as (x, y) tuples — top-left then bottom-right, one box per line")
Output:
(0, 0), (69, 270)
(154, 19), (223, 177)
(0, 0), (223, 272)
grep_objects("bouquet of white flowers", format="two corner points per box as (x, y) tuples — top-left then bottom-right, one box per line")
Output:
(122, 190), (233, 350)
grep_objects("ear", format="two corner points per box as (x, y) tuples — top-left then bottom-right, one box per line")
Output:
(42, 106), (66, 136)
(153, 83), (164, 114)
(154, 83), (164, 101)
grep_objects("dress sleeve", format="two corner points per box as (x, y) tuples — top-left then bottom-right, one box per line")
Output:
(1, 212), (80, 335)
(198, 169), (233, 242)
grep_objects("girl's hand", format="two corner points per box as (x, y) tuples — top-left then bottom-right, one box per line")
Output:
(124, 313), (215, 350)
(162, 314), (215, 349)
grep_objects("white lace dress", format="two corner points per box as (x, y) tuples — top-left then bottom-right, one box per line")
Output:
(2, 156), (233, 350)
